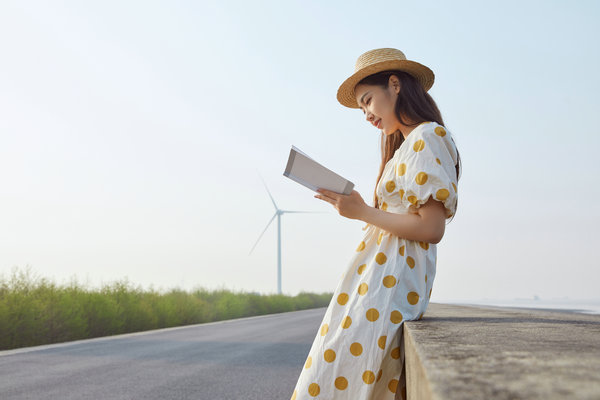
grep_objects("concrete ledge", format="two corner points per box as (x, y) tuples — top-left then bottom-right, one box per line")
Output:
(402, 303), (600, 400)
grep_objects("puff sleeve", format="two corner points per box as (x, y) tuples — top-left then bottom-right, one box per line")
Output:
(397, 125), (458, 219)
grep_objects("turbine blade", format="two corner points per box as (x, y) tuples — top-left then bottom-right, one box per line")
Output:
(281, 210), (329, 214)
(249, 212), (277, 255)
(258, 172), (279, 210)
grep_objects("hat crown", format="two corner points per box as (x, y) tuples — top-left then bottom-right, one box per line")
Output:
(354, 48), (407, 72)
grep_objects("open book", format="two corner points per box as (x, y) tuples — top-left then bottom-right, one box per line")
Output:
(283, 145), (354, 195)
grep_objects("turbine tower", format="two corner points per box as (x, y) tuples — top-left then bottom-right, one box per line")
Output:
(249, 174), (325, 294)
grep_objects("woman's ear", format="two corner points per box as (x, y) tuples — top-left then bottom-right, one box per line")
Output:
(388, 75), (401, 96)
(388, 75), (401, 94)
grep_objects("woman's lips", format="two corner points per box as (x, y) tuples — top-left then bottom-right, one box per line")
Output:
(376, 120), (382, 128)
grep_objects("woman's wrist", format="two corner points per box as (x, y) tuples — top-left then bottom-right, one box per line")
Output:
(360, 204), (376, 224)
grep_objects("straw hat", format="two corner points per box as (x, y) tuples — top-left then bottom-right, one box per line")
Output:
(336, 48), (435, 108)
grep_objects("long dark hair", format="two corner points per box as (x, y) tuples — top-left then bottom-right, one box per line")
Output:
(357, 70), (461, 222)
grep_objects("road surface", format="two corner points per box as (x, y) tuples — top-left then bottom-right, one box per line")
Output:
(0, 307), (326, 400)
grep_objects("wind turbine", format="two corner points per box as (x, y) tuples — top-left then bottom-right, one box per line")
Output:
(249, 174), (326, 294)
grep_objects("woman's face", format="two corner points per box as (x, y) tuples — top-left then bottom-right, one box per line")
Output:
(354, 77), (401, 136)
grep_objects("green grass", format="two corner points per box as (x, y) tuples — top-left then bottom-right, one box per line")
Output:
(0, 266), (333, 350)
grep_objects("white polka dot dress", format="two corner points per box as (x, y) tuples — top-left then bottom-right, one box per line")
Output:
(290, 121), (459, 400)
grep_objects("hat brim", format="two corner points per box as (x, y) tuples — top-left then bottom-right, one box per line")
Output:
(336, 60), (435, 109)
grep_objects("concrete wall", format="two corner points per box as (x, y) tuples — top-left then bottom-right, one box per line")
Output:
(400, 303), (600, 400)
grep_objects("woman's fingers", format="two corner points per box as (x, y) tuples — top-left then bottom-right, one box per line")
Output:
(315, 188), (365, 220)
(315, 189), (338, 205)
(315, 193), (335, 205)
(317, 188), (340, 200)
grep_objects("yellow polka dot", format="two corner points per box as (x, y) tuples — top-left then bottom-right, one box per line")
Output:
(436, 157), (441, 164)
(320, 323), (329, 336)
(385, 180), (396, 192)
(366, 308), (379, 322)
(383, 275), (396, 288)
(435, 126), (446, 136)
(375, 252), (387, 265)
(357, 264), (366, 274)
(452, 182), (457, 193)
(407, 291), (420, 305)
(308, 383), (320, 397)
(358, 283), (368, 295)
(362, 370), (376, 384)
(399, 246), (405, 256)
(337, 293), (349, 305)
(304, 356), (312, 368)
(376, 369), (383, 382)
(291, 389), (297, 400)
(397, 163), (407, 176)
(356, 241), (366, 252)
(341, 316), (352, 329)
(413, 139), (425, 152)
(415, 171), (428, 185)
(436, 188), (450, 201)
(398, 188), (405, 199)
(388, 379), (399, 393)
(418, 312), (424, 320)
(419, 241), (429, 250)
(429, 288), (432, 298)
(390, 310), (403, 324)
(407, 195), (417, 205)
(378, 335), (387, 349)
(377, 232), (384, 245)
(324, 349), (336, 363)
(350, 342), (363, 356)
(425, 274), (428, 283)
(335, 376), (348, 390)
(406, 256), (415, 269)
(381, 202), (388, 211)
(391, 346), (401, 359)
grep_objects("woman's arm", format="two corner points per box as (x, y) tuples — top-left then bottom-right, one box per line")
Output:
(315, 189), (446, 244)
(361, 197), (446, 243)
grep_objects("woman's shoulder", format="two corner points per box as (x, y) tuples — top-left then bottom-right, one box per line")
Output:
(397, 121), (458, 164)
(414, 121), (456, 149)
(413, 121), (452, 140)
(396, 121), (440, 154)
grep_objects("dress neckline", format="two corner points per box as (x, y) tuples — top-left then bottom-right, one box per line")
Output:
(394, 121), (432, 158)
(379, 121), (434, 187)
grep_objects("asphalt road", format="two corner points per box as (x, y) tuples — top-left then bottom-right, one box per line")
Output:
(0, 307), (327, 400)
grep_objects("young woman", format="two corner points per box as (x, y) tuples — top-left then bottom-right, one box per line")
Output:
(290, 48), (461, 400)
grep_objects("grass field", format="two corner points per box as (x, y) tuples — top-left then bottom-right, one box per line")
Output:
(0, 266), (332, 350)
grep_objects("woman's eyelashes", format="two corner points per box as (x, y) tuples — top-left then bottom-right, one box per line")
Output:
(362, 99), (371, 115)
(361, 98), (372, 115)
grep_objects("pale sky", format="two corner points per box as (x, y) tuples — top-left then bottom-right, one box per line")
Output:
(1, 0), (599, 302)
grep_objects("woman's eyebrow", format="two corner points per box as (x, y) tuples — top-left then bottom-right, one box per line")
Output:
(359, 91), (371, 105)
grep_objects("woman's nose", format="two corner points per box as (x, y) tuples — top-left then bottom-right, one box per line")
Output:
(366, 112), (374, 122)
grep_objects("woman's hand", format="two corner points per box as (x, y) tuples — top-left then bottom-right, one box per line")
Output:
(314, 189), (369, 220)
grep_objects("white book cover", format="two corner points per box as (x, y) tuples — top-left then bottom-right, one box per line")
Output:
(283, 145), (354, 195)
